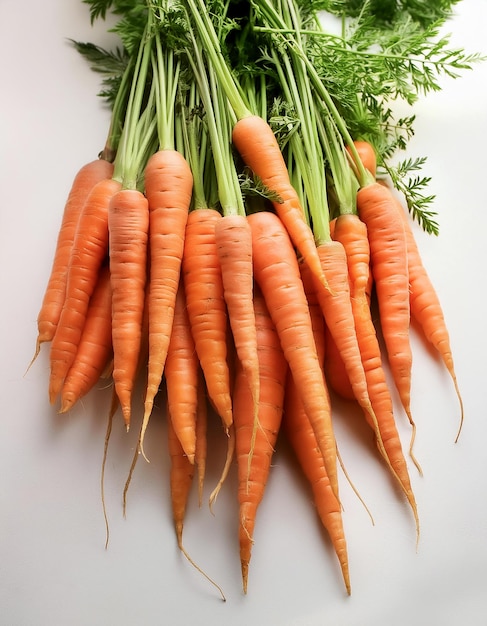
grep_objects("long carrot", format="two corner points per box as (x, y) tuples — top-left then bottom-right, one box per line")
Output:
(182, 208), (233, 430)
(108, 187), (149, 429)
(247, 210), (338, 498)
(139, 148), (192, 453)
(395, 196), (464, 440)
(33, 158), (114, 361)
(164, 279), (198, 464)
(356, 181), (414, 427)
(234, 285), (288, 594)
(59, 263), (113, 414)
(48, 176), (121, 404)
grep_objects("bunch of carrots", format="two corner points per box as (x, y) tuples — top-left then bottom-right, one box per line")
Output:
(30, 0), (471, 598)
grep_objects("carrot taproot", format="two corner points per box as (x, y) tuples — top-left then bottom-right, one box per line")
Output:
(33, 158), (114, 360)
(215, 213), (259, 429)
(234, 285), (288, 594)
(324, 324), (356, 401)
(347, 140), (377, 179)
(232, 115), (326, 288)
(395, 197), (464, 440)
(181, 208), (233, 430)
(195, 369), (208, 506)
(282, 369), (350, 595)
(140, 149), (193, 451)
(108, 187), (149, 429)
(167, 410), (226, 601)
(356, 182), (413, 427)
(164, 279), (198, 464)
(247, 210), (338, 498)
(59, 263), (113, 413)
(48, 177), (121, 404)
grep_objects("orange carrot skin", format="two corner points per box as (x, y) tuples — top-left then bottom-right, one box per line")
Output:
(348, 141), (377, 179)
(143, 150), (193, 421)
(282, 371), (350, 595)
(234, 286), (288, 594)
(215, 214), (259, 418)
(48, 177), (121, 404)
(165, 280), (198, 464)
(167, 409), (195, 548)
(182, 208), (233, 430)
(108, 188), (149, 427)
(356, 182), (412, 418)
(324, 324), (356, 401)
(247, 210), (338, 497)
(59, 264), (113, 413)
(232, 115), (325, 287)
(36, 158), (114, 350)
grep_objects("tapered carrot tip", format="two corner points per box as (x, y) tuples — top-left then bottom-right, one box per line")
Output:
(58, 393), (76, 414)
(241, 561), (249, 595)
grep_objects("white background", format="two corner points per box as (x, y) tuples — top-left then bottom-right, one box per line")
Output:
(1, 1), (487, 625)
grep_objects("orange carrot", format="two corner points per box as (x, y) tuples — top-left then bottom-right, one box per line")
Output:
(164, 279), (198, 464)
(141, 149), (193, 446)
(356, 182), (413, 426)
(324, 324), (356, 401)
(247, 210), (338, 498)
(232, 115), (326, 288)
(215, 214), (259, 427)
(181, 208), (233, 430)
(347, 140), (377, 179)
(108, 187), (149, 429)
(282, 370), (350, 595)
(195, 369), (208, 506)
(34, 158), (114, 359)
(48, 177), (121, 404)
(59, 264), (113, 413)
(395, 199), (464, 439)
(234, 285), (288, 593)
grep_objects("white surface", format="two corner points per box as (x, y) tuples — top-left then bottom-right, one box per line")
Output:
(1, 2), (487, 625)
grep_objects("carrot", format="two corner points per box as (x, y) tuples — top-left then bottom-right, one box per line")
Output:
(164, 279), (198, 464)
(324, 324), (356, 401)
(247, 210), (338, 498)
(282, 370), (350, 595)
(232, 115), (326, 288)
(59, 263), (113, 413)
(108, 187), (149, 429)
(347, 140), (377, 179)
(33, 158), (114, 361)
(181, 208), (233, 430)
(234, 285), (288, 594)
(215, 214), (259, 429)
(195, 369), (208, 506)
(395, 198), (464, 440)
(139, 148), (193, 454)
(356, 182), (413, 426)
(48, 177), (121, 404)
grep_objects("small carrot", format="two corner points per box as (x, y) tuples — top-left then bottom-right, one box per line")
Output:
(59, 263), (113, 414)
(48, 177), (121, 404)
(247, 210), (338, 498)
(108, 187), (149, 429)
(356, 181), (413, 427)
(139, 148), (193, 454)
(33, 158), (114, 361)
(182, 208), (233, 430)
(164, 279), (198, 464)
(234, 285), (288, 594)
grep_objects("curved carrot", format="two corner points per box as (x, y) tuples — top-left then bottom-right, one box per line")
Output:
(232, 115), (326, 288)
(356, 182), (413, 426)
(234, 286), (288, 594)
(48, 177), (121, 404)
(182, 208), (233, 430)
(108, 187), (149, 429)
(34, 158), (114, 359)
(164, 279), (198, 464)
(59, 264), (113, 413)
(247, 210), (338, 498)
(395, 199), (464, 440)
(215, 214), (259, 429)
(141, 149), (193, 447)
